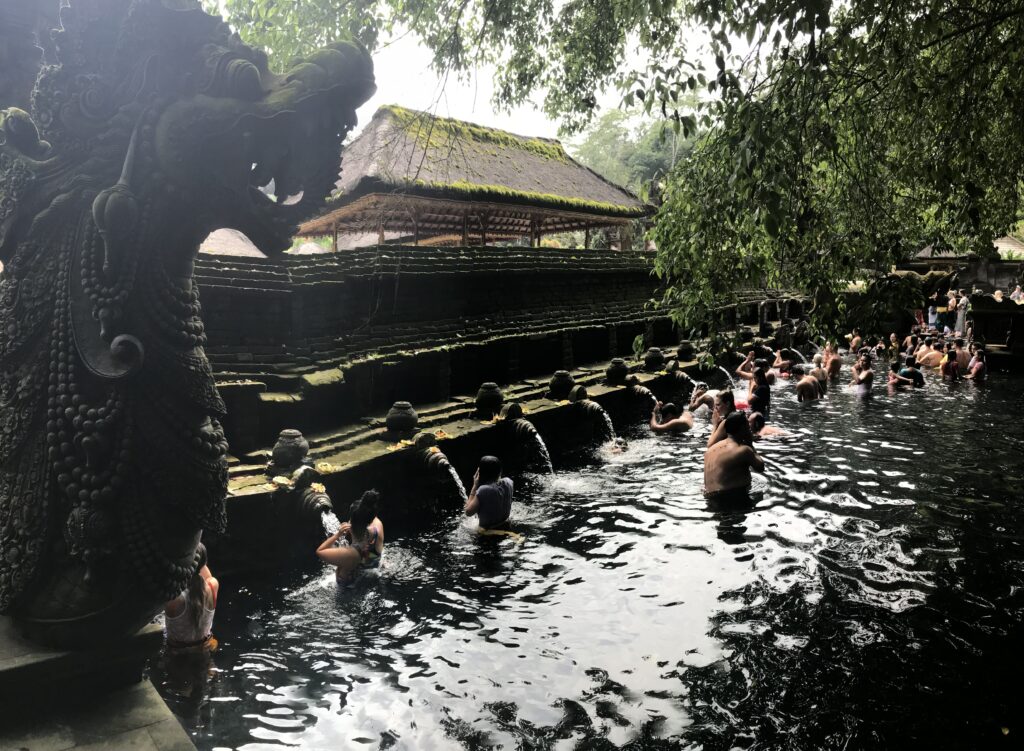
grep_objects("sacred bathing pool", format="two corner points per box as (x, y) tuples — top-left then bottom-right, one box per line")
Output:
(1, 2), (1024, 750)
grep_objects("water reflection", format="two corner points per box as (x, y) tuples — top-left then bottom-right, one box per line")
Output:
(152, 372), (1024, 749)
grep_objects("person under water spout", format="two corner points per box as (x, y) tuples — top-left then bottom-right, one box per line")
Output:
(465, 455), (514, 531)
(317, 489), (384, 584)
(650, 401), (694, 433)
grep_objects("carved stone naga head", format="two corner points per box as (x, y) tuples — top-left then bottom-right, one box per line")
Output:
(0, 0), (374, 646)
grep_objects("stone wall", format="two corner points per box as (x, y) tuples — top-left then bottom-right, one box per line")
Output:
(194, 246), (674, 453)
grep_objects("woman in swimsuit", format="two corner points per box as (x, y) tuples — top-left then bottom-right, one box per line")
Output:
(317, 490), (385, 583)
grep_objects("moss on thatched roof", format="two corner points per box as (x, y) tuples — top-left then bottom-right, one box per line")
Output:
(318, 105), (649, 220)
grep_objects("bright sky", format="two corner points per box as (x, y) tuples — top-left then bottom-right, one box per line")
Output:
(353, 34), (569, 141)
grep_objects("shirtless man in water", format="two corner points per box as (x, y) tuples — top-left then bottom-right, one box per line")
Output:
(823, 343), (842, 380)
(748, 412), (789, 439)
(687, 383), (717, 413)
(650, 401), (694, 433)
(792, 365), (824, 401)
(704, 412), (765, 499)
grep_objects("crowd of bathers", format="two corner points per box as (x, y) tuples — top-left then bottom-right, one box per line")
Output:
(646, 317), (991, 504)
(164, 315), (994, 651)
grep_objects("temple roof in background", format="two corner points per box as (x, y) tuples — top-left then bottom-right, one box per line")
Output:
(298, 105), (651, 239)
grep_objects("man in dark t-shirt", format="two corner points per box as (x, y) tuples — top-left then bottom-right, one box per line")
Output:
(899, 356), (926, 388)
(465, 455), (513, 529)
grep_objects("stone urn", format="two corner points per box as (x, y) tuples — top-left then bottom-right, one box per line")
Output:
(665, 359), (679, 373)
(568, 384), (589, 402)
(676, 341), (695, 361)
(738, 326), (754, 342)
(385, 401), (418, 433)
(643, 347), (666, 372)
(548, 370), (575, 400)
(475, 382), (504, 418)
(606, 358), (629, 385)
(500, 402), (524, 420)
(270, 429), (309, 473)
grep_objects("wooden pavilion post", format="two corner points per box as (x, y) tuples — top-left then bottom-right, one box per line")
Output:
(479, 213), (489, 247)
(530, 216), (539, 247)
(377, 214), (385, 245)
(583, 223), (591, 250)
(331, 223), (339, 252)
(461, 211), (469, 246)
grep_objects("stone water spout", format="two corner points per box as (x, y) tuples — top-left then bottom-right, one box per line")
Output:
(266, 430), (338, 534)
(499, 403), (554, 474)
(0, 0), (376, 646)
(568, 386), (616, 444)
(413, 433), (467, 501)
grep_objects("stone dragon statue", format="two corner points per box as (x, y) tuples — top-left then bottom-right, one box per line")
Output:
(0, 0), (374, 646)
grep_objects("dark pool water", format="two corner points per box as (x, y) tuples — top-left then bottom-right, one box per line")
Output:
(152, 368), (1024, 750)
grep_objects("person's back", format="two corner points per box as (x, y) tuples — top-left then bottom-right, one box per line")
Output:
(898, 357), (925, 388)
(919, 342), (942, 368)
(955, 340), (970, 371)
(704, 412), (764, 498)
(466, 456), (513, 529)
(792, 366), (821, 401)
(165, 544), (218, 649)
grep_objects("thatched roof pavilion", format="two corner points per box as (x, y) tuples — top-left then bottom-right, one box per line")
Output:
(298, 105), (651, 248)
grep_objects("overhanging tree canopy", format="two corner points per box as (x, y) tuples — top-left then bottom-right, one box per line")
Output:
(222, 0), (1024, 333)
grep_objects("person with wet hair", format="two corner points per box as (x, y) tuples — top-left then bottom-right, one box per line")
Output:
(822, 342), (842, 380)
(465, 455), (514, 529)
(917, 337), (943, 369)
(939, 342), (960, 380)
(792, 365), (824, 401)
(954, 338), (970, 372)
(711, 389), (737, 430)
(164, 543), (219, 650)
(965, 348), (987, 382)
(898, 356), (925, 388)
(748, 411), (788, 439)
(736, 353), (773, 415)
(704, 411), (765, 499)
(850, 352), (874, 395)
(650, 400), (694, 433)
(848, 328), (862, 353)
(317, 489), (385, 582)
(888, 361), (914, 388)
(809, 354), (829, 393)
(687, 382), (717, 413)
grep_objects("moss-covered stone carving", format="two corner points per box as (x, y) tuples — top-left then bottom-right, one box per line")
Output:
(0, 0), (374, 646)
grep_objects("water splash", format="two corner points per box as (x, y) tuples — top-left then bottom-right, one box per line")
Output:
(447, 464), (469, 502)
(717, 365), (736, 389)
(530, 432), (555, 474)
(590, 401), (616, 443)
(321, 509), (342, 536)
(789, 349), (808, 363)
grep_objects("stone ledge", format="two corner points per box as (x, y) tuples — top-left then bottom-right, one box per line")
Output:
(0, 678), (194, 751)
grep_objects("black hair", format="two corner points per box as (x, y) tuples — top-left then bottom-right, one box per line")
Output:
(724, 411), (748, 437)
(905, 356), (917, 368)
(890, 362), (901, 374)
(349, 489), (380, 528)
(791, 365), (804, 377)
(976, 349), (986, 361)
(925, 337), (934, 346)
(748, 411), (766, 430)
(753, 366), (769, 386)
(753, 358), (769, 370)
(860, 353), (873, 366)
(186, 543), (209, 630)
(661, 403), (681, 419)
(955, 338), (964, 347)
(478, 455), (502, 484)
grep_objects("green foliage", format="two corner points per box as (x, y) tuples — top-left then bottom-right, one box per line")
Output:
(570, 108), (693, 196)
(631, 333), (645, 362)
(222, 0), (1024, 338)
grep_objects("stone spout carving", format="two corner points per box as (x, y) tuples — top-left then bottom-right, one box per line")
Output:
(0, 0), (375, 646)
